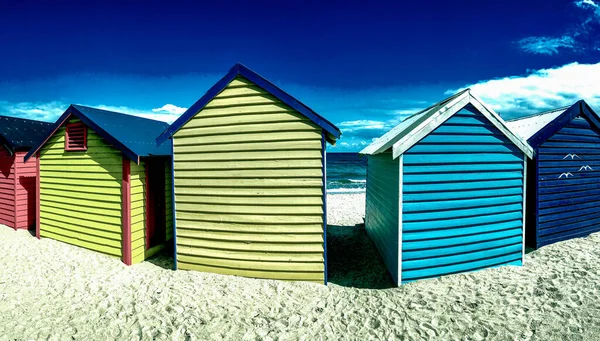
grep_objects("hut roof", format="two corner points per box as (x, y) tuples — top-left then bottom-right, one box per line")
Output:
(360, 89), (534, 159)
(25, 105), (171, 163)
(156, 63), (342, 146)
(506, 100), (600, 149)
(0, 115), (53, 154)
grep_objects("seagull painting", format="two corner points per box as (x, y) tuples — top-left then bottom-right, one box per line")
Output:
(579, 165), (594, 171)
(558, 172), (573, 179)
(563, 154), (580, 160)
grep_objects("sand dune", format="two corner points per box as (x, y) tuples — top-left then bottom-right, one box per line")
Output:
(1, 193), (600, 340)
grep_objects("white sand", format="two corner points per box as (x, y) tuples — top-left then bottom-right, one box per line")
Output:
(1, 193), (600, 340)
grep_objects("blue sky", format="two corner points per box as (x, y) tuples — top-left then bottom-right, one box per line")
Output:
(1, 0), (599, 151)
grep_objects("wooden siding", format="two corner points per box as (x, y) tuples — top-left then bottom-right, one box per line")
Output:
(165, 160), (173, 241)
(536, 116), (600, 247)
(14, 151), (37, 230)
(401, 105), (524, 283)
(39, 119), (124, 258)
(173, 76), (325, 283)
(130, 160), (146, 264)
(0, 149), (15, 227)
(365, 151), (400, 284)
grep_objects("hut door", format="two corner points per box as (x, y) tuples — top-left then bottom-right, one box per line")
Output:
(146, 159), (166, 249)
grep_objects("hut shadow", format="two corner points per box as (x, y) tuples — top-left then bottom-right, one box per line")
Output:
(327, 224), (395, 289)
(144, 247), (175, 270)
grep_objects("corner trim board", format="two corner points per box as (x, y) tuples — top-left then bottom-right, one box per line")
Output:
(522, 154), (527, 264)
(122, 157), (132, 265)
(36, 152), (40, 239)
(170, 140), (177, 270)
(398, 154), (403, 285)
(321, 131), (328, 285)
(13, 155), (17, 230)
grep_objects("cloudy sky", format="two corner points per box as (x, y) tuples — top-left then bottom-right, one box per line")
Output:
(1, 0), (599, 151)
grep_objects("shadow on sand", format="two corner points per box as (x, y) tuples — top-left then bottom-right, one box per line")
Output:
(142, 226), (395, 289)
(145, 246), (175, 270)
(327, 224), (395, 289)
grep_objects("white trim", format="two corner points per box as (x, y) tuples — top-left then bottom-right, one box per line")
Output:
(360, 90), (469, 156)
(361, 90), (535, 160)
(397, 154), (403, 286)
(392, 96), (470, 158)
(469, 93), (534, 159)
(522, 154), (527, 265)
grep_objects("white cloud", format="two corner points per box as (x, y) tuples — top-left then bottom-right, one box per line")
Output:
(152, 104), (187, 115)
(517, 36), (577, 55)
(94, 105), (178, 123)
(518, 1), (600, 54)
(0, 101), (180, 124)
(446, 62), (600, 119)
(0, 101), (65, 122)
(338, 120), (387, 131)
(576, 0), (598, 9)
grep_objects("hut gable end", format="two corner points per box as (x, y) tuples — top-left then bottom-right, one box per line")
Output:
(536, 114), (600, 247)
(400, 106), (525, 282)
(38, 118), (124, 257)
(172, 76), (327, 283)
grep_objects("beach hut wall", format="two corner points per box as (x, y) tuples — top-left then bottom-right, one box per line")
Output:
(156, 63), (341, 284)
(0, 116), (52, 230)
(360, 90), (534, 285)
(506, 100), (600, 249)
(24, 105), (174, 265)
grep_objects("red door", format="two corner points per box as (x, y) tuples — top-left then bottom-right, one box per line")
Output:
(146, 159), (166, 249)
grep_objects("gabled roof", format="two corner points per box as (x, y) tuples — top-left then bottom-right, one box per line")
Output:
(25, 105), (172, 163)
(156, 63), (341, 145)
(506, 100), (600, 149)
(360, 89), (534, 159)
(0, 115), (53, 155)
(505, 107), (569, 141)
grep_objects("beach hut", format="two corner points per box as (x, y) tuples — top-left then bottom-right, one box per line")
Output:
(156, 63), (341, 284)
(360, 89), (534, 285)
(24, 105), (173, 265)
(506, 100), (600, 249)
(0, 116), (52, 230)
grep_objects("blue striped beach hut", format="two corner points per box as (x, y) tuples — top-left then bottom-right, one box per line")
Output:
(360, 89), (534, 285)
(506, 100), (600, 249)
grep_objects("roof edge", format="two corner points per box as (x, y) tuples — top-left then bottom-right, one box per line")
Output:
(359, 89), (470, 156)
(526, 100), (600, 149)
(156, 63), (341, 146)
(24, 105), (141, 163)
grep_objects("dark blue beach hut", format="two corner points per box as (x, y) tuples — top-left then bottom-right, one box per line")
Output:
(360, 89), (534, 285)
(506, 100), (600, 249)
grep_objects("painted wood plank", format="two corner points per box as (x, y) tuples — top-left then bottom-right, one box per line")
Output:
(176, 194), (322, 206)
(178, 245), (323, 262)
(177, 236), (324, 252)
(177, 261), (324, 282)
(177, 228), (324, 243)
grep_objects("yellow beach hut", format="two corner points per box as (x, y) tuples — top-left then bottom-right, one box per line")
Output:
(156, 63), (341, 284)
(25, 105), (174, 265)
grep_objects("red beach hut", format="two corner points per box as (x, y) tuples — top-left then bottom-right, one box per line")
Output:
(0, 115), (52, 230)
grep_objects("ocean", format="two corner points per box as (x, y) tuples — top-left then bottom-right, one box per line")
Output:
(326, 152), (367, 194)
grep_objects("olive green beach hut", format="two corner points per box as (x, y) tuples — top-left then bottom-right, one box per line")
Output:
(156, 63), (341, 284)
(25, 105), (174, 265)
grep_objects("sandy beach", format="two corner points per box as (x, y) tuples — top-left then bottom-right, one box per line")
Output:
(2, 193), (600, 340)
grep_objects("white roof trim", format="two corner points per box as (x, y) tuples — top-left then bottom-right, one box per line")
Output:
(468, 92), (534, 159)
(505, 107), (568, 141)
(360, 90), (534, 159)
(360, 89), (469, 156)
